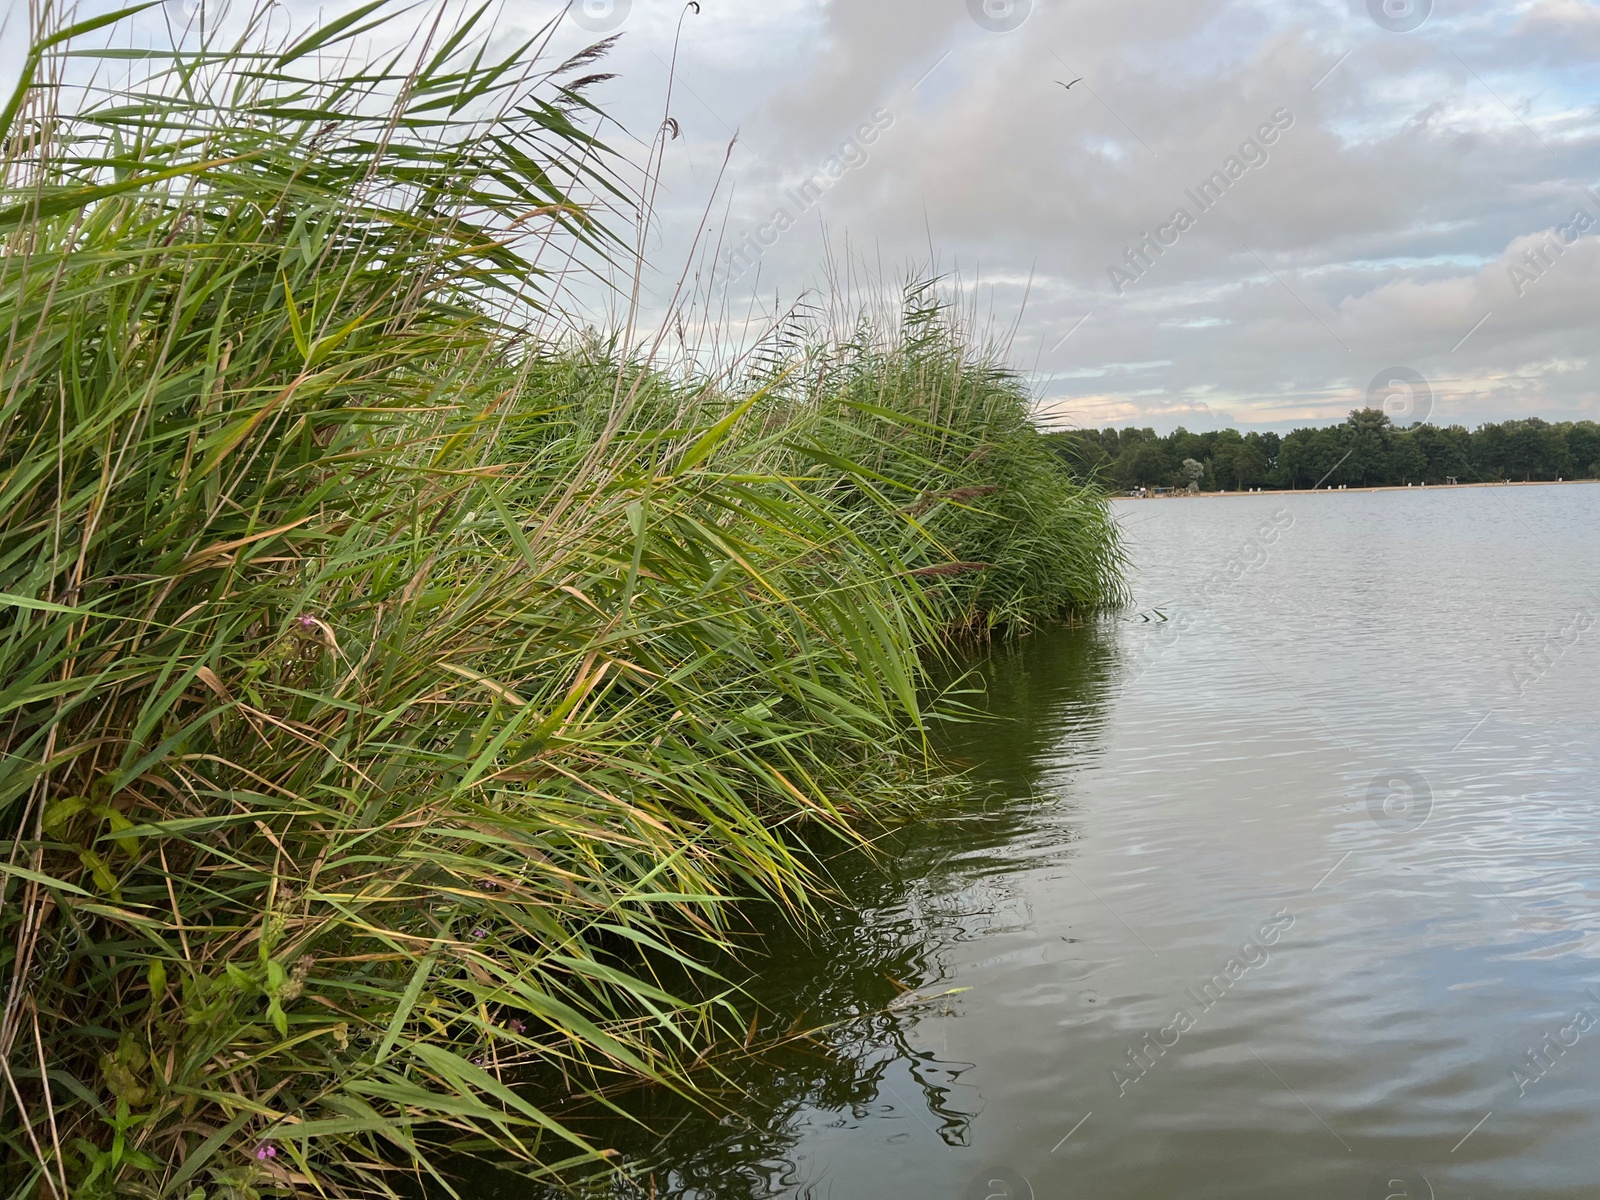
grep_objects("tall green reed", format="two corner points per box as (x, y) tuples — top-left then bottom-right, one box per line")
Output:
(784, 284), (1128, 633)
(0, 6), (1121, 1197)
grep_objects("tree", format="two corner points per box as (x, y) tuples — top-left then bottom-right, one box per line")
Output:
(1273, 429), (1316, 489)
(1074, 417), (1596, 492)
(1499, 418), (1569, 481)
(1567, 421), (1600, 478)
(1043, 430), (1114, 479)
(1388, 429), (1427, 484)
(1247, 430), (1280, 478)
(1342, 407), (1393, 486)
(1208, 429), (1243, 489)
(1180, 457), (1205, 493)
(1301, 427), (1348, 488)
(1232, 439), (1269, 488)
(1471, 421), (1509, 480)
(1169, 427), (1207, 470)
(1409, 423), (1468, 483)
(1117, 441), (1172, 487)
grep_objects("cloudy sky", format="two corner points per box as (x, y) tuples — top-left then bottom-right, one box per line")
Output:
(13, 0), (1600, 433)
(520, 0), (1600, 434)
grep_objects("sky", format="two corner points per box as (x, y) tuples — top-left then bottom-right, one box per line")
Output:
(530, 0), (1600, 434)
(9, 0), (1600, 434)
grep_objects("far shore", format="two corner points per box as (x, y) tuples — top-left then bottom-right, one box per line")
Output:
(1119, 478), (1600, 499)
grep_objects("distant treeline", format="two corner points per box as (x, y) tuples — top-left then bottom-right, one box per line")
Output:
(1044, 408), (1600, 492)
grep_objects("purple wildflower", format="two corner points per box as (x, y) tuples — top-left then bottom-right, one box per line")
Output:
(507, 1019), (525, 1035)
(471, 926), (489, 940)
(255, 1143), (278, 1161)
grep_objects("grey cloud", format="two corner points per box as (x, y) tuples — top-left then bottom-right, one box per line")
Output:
(555, 0), (1600, 431)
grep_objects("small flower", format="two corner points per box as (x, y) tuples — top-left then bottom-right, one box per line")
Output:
(255, 1143), (278, 1160)
(476, 878), (500, 891)
(471, 926), (490, 940)
(296, 615), (318, 630)
(507, 1019), (525, 1035)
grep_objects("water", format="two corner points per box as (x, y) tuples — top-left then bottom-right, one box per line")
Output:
(502, 484), (1600, 1200)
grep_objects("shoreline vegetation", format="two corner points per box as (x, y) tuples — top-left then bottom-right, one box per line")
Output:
(0, 6), (1121, 1199)
(1048, 408), (1600, 494)
(1122, 477), (1600, 498)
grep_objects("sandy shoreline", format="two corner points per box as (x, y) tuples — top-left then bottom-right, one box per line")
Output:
(1118, 478), (1600, 499)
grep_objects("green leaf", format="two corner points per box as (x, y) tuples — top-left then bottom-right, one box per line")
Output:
(0, 3), (160, 141)
(122, 1147), (163, 1171)
(275, 0), (395, 65)
(77, 850), (120, 896)
(0, 864), (93, 898)
(162, 1111), (253, 1193)
(267, 996), (288, 1038)
(281, 272), (310, 360)
(147, 960), (167, 1011)
(0, 592), (99, 617)
(375, 952), (437, 1063)
(676, 392), (761, 473)
(42, 796), (89, 836)
(0, 155), (259, 236)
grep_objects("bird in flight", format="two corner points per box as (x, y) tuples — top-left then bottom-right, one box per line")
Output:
(1057, 78), (1083, 89)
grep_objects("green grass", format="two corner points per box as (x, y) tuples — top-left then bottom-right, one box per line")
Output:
(781, 285), (1127, 632)
(0, 6), (1122, 1198)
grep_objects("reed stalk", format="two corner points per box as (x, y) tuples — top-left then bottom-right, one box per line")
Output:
(0, 6), (1121, 1196)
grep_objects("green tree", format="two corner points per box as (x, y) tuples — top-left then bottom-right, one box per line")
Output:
(1472, 422), (1509, 480)
(1499, 418), (1569, 481)
(1117, 441), (1172, 487)
(1343, 408), (1393, 486)
(1388, 429), (1427, 483)
(1247, 431), (1280, 478)
(1232, 438), (1270, 488)
(1567, 421), (1600, 477)
(1170, 427), (1208, 469)
(1078, 416), (1596, 492)
(1409, 423), (1469, 482)
(1043, 429), (1114, 480)
(1273, 429), (1316, 488)
(1209, 429), (1243, 489)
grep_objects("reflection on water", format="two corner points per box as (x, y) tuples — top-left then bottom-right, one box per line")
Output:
(456, 628), (1119, 1200)
(476, 484), (1600, 1200)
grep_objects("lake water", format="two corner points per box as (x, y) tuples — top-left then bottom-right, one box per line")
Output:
(512, 484), (1600, 1200)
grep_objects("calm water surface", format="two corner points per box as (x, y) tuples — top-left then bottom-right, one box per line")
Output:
(522, 485), (1600, 1200)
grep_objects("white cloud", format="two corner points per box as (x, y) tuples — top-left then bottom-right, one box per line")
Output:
(31, 0), (1597, 432)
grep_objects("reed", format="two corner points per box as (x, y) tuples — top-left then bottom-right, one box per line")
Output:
(786, 285), (1128, 633)
(0, 6), (1121, 1197)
